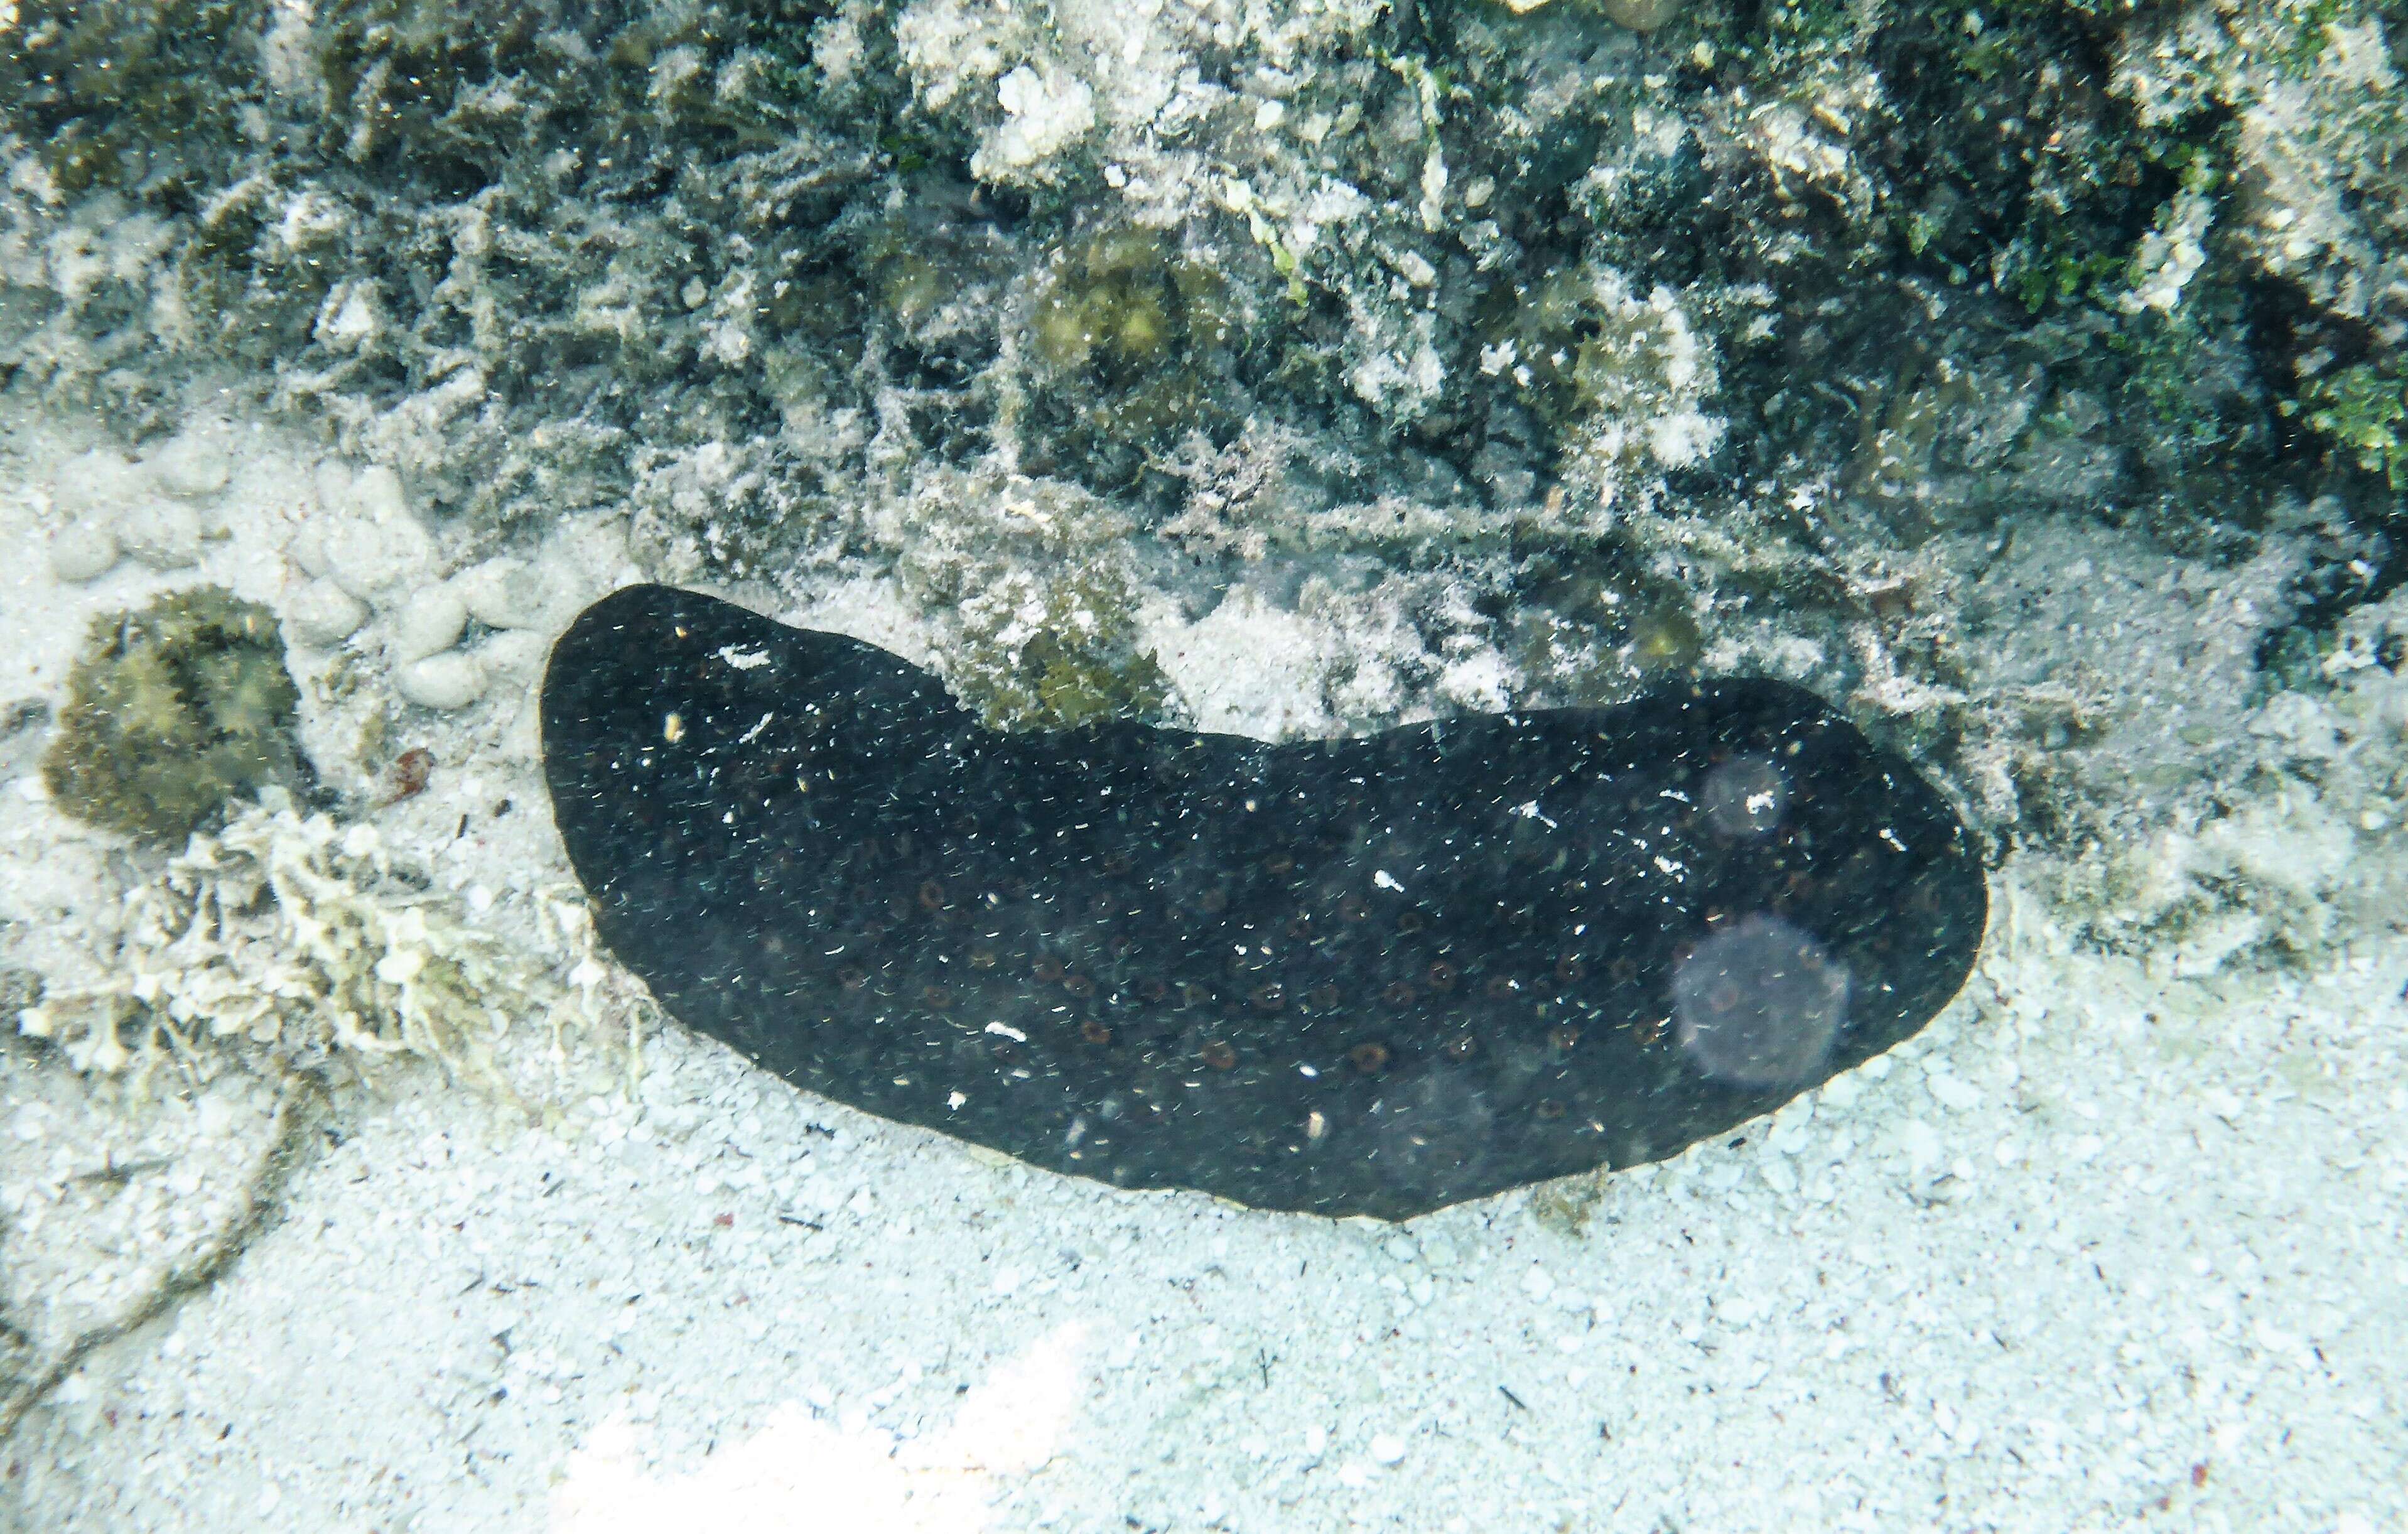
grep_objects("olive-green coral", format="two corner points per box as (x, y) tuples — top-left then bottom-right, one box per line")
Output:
(42, 588), (309, 844)
(1022, 229), (1237, 494)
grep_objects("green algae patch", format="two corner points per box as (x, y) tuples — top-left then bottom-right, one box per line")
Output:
(42, 588), (309, 845)
(2302, 361), (2408, 493)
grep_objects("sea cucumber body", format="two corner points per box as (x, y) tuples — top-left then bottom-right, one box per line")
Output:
(542, 585), (1986, 1219)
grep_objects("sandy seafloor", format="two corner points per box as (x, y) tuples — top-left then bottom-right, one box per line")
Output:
(1, 399), (2402, 1534)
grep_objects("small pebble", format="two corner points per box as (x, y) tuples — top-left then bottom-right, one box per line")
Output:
(148, 433), (233, 498)
(48, 522), (120, 582)
(458, 556), (560, 631)
(396, 652), (486, 710)
(117, 501), (203, 569)
(288, 525), (332, 578)
(286, 580), (369, 647)
(391, 586), (470, 662)
(313, 459), (355, 509)
(324, 514), (433, 603)
(1925, 1067), (1982, 1112)
(350, 464), (410, 522)
(51, 450), (143, 519)
(1369, 1433), (1407, 1466)
(476, 629), (551, 683)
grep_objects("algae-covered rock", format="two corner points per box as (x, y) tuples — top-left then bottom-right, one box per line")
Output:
(942, 563), (1171, 732)
(41, 588), (309, 844)
(878, 469), (1176, 731)
(1489, 261), (1723, 505)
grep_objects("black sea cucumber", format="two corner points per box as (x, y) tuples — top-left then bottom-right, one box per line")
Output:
(542, 585), (1986, 1220)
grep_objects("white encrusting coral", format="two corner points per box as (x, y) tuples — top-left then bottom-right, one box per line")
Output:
(2119, 188), (2214, 316)
(13, 792), (615, 1084)
(971, 63), (1096, 183)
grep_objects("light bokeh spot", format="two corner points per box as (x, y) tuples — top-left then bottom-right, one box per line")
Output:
(1673, 913), (1849, 1088)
